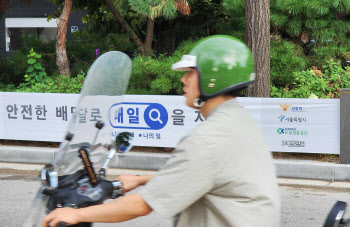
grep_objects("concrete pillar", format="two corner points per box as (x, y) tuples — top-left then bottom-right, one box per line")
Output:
(340, 88), (350, 163)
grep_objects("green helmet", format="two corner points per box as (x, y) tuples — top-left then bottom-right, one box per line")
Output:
(172, 35), (255, 106)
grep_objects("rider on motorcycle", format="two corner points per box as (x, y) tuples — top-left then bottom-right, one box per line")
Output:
(42, 35), (281, 227)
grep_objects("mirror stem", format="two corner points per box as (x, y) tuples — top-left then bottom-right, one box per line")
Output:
(100, 148), (117, 177)
(91, 121), (104, 150)
(91, 130), (100, 150)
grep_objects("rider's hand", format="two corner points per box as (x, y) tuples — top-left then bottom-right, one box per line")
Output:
(42, 207), (80, 227)
(117, 174), (142, 194)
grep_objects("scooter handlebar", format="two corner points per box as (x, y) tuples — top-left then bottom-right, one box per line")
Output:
(111, 180), (123, 198)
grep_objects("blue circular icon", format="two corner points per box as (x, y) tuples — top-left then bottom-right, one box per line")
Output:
(144, 104), (168, 130)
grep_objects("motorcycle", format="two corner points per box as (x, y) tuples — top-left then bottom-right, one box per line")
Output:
(22, 51), (134, 227)
(324, 201), (349, 227)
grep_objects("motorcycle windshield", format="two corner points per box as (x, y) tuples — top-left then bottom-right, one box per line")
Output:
(22, 51), (131, 227)
(53, 51), (132, 176)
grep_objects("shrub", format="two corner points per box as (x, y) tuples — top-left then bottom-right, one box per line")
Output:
(127, 38), (197, 95)
(18, 48), (48, 88)
(13, 48), (85, 94)
(16, 73), (85, 94)
(0, 53), (28, 86)
(21, 36), (57, 77)
(271, 59), (350, 98)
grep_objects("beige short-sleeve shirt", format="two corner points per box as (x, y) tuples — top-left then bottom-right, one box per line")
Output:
(139, 99), (281, 227)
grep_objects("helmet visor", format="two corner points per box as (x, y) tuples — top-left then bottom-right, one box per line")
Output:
(172, 55), (197, 71)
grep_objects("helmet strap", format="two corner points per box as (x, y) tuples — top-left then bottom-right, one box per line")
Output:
(193, 98), (205, 108)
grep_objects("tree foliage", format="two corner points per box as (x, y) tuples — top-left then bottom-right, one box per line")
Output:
(222, 0), (350, 91)
(129, 0), (178, 20)
(5, 0), (350, 98)
(270, 39), (307, 87)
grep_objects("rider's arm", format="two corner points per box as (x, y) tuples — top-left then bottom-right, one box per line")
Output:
(78, 193), (152, 222)
(117, 174), (154, 193)
(42, 193), (152, 227)
(138, 174), (154, 185)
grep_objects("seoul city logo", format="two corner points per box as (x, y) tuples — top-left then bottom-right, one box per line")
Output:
(280, 104), (292, 111)
(278, 115), (285, 122)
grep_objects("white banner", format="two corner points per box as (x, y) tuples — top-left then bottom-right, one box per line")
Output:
(259, 98), (339, 154)
(0, 92), (340, 154)
(0, 92), (78, 142)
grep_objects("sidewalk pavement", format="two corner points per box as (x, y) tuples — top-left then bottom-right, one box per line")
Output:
(2, 162), (350, 190)
(1, 145), (350, 182)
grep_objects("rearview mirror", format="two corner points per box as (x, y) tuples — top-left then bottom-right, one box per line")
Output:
(40, 164), (58, 189)
(115, 132), (133, 153)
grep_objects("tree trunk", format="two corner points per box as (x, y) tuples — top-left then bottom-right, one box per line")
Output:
(105, 0), (146, 55)
(144, 18), (155, 56)
(56, 0), (72, 77)
(245, 0), (270, 97)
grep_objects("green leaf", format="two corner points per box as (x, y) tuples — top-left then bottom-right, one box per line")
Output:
(34, 63), (42, 70)
(28, 58), (36, 64)
(35, 54), (42, 58)
(39, 71), (47, 76)
(35, 75), (42, 81)
(26, 65), (35, 73)
(29, 72), (36, 78)
(30, 51), (36, 57)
